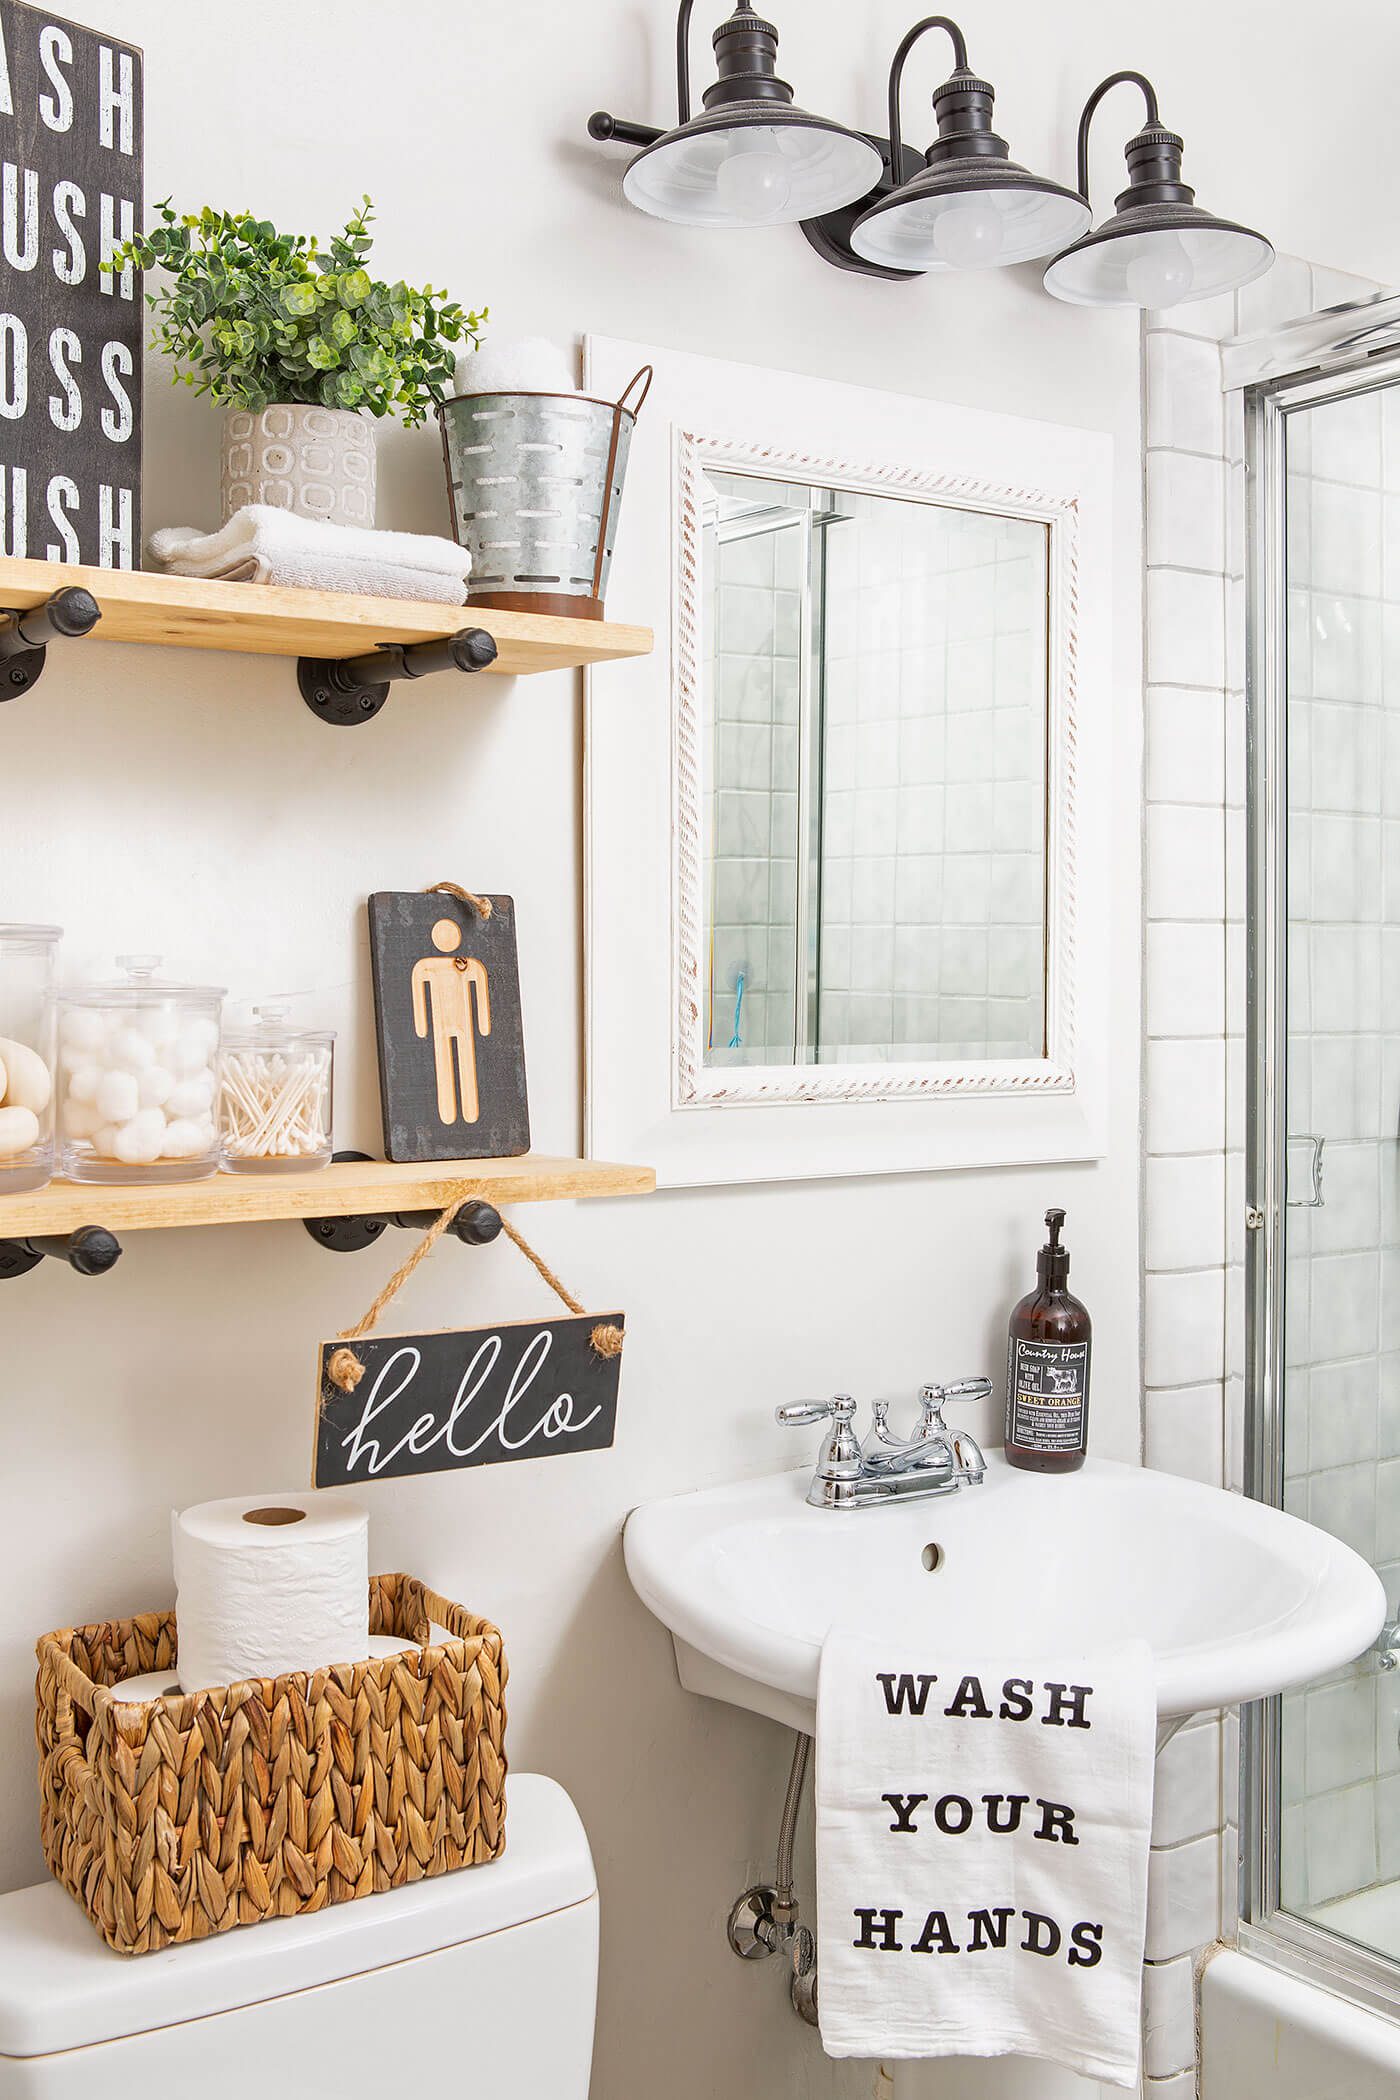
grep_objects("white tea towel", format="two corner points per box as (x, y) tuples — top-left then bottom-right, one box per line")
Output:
(148, 506), (471, 601)
(817, 1631), (1155, 2088)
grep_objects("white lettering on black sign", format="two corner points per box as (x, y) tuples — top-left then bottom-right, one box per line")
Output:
(0, 1), (141, 564)
(314, 1313), (624, 1487)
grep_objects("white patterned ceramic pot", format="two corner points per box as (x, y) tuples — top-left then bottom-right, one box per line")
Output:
(220, 404), (376, 527)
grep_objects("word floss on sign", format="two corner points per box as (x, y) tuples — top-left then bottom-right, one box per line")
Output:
(0, 1), (142, 566)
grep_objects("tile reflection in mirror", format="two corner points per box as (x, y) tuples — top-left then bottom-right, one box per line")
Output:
(701, 468), (1050, 1068)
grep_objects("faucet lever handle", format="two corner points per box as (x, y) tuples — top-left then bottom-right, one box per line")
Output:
(919, 1377), (993, 1429)
(776, 1393), (855, 1428)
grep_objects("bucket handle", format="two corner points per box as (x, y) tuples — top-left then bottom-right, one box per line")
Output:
(616, 364), (654, 419)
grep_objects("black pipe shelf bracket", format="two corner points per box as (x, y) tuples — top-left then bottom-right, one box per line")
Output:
(303, 1151), (505, 1253)
(0, 586), (102, 698)
(297, 627), (500, 727)
(0, 1225), (123, 1281)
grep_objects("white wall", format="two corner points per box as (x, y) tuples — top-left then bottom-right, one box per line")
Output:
(3, 4), (1397, 2097)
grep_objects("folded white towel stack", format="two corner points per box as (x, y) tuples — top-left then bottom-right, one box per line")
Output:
(453, 335), (578, 396)
(817, 1630), (1155, 2089)
(148, 506), (473, 606)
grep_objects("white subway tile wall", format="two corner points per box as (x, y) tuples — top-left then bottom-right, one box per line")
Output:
(818, 495), (1049, 1062)
(702, 478), (1050, 1068)
(1141, 256), (1389, 2087)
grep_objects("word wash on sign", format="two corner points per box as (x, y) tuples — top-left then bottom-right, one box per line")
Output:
(0, 2), (142, 567)
(853, 1672), (1105, 1969)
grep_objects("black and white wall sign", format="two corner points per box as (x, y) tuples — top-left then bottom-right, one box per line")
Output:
(0, 1), (142, 566)
(313, 1313), (624, 1486)
(368, 890), (530, 1164)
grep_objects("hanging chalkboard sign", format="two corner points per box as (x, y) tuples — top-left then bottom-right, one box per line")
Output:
(368, 888), (530, 1163)
(0, 0), (143, 566)
(313, 1313), (624, 1486)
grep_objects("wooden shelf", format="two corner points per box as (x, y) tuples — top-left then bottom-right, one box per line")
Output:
(0, 558), (652, 675)
(0, 1155), (655, 1238)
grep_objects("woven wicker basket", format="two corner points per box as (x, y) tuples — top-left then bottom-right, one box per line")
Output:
(36, 1573), (507, 1956)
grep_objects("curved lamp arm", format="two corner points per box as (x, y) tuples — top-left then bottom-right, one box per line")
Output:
(591, 0), (760, 145)
(886, 16), (972, 176)
(1074, 70), (1161, 201)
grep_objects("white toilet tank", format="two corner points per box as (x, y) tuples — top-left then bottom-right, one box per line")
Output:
(0, 1775), (597, 2099)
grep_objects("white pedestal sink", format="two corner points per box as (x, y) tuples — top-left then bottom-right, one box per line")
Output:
(626, 1454), (1385, 2100)
(624, 1454), (1386, 1731)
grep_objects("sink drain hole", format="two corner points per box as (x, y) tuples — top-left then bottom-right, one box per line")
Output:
(921, 1542), (944, 1573)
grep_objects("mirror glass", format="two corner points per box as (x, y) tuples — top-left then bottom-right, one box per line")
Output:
(701, 468), (1051, 1069)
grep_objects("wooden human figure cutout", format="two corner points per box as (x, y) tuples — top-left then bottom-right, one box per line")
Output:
(413, 916), (492, 1125)
(369, 891), (530, 1162)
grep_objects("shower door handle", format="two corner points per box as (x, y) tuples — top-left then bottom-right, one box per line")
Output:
(1286, 1133), (1325, 1208)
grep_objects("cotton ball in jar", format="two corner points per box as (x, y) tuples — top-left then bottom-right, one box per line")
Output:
(60, 1008), (107, 1055)
(90, 1124), (119, 1157)
(67, 1064), (101, 1104)
(108, 1027), (156, 1073)
(170, 1027), (215, 1079)
(138, 1064), (175, 1110)
(111, 1108), (167, 1165)
(166, 1072), (215, 1118)
(62, 1098), (105, 1140)
(94, 1068), (139, 1124)
(160, 1117), (206, 1160)
(0, 1104), (40, 1156)
(136, 1005), (179, 1048)
(0, 1036), (52, 1114)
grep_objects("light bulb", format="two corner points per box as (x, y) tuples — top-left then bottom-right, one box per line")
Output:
(714, 129), (794, 223)
(1124, 233), (1196, 308)
(931, 198), (1005, 270)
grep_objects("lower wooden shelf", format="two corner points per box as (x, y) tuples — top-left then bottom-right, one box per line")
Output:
(0, 1155), (655, 1238)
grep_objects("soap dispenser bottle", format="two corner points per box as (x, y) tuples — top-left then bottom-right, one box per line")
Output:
(1004, 1208), (1091, 1473)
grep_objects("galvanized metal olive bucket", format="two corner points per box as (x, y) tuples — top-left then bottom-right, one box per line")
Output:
(437, 365), (653, 622)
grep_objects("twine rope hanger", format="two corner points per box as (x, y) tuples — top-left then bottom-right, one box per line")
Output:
(326, 879), (624, 1394)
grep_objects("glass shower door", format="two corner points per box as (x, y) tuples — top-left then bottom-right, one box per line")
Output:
(1249, 353), (1400, 1997)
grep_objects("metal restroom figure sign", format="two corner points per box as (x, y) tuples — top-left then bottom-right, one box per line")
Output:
(369, 890), (530, 1162)
(0, 1), (143, 567)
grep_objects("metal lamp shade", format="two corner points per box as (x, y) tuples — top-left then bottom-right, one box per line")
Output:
(851, 160), (1090, 272)
(622, 104), (883, 228)
(1043, 201), (1274, 309)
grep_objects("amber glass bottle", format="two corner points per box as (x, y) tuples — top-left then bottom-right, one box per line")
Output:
(1004, 1208), (1092, 1474)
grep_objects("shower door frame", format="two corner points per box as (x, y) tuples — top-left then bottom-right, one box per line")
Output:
(1241, 326), (1400, 2014)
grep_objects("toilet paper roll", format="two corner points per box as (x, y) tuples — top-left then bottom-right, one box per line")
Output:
(173, 1490), (370, 1693)
(112, 1635), (416, 1707)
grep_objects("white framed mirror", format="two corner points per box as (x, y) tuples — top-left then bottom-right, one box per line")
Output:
(585, 337), (1113, 1188)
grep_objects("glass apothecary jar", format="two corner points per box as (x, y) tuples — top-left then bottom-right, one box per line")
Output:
(0, 924), (60, 1193)
(56, 956), (225, 1183)
(219, 1006), (334, 1174)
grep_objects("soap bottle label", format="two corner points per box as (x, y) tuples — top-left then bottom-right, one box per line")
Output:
(1006, 1337), (1091, 1453)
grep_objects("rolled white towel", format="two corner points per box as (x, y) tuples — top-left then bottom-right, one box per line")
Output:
(148, 505), (472, 583)
(453, 335), (578, 396)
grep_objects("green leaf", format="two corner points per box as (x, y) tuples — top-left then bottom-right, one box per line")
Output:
(280, 282), (318, 317)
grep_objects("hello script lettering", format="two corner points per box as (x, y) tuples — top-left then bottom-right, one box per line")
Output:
(314, 1314), (623, 1486)
(852, 1670), (1104, 1970)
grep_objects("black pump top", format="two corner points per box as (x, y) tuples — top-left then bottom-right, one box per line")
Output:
(1037, 1206), (1071, 1290)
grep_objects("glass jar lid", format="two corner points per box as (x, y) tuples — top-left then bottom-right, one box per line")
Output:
(222, 1002), (335, 1052)
(0, 923), (62, 946)
(61, 954), (227, 1007)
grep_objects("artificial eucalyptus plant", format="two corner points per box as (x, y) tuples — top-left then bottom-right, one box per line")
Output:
(111, 196), (485, 426)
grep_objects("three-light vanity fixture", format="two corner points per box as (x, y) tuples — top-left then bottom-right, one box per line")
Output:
(587, 4), (1274, 309)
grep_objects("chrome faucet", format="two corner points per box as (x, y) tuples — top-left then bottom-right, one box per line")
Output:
(777, 1380), (993, 1510)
